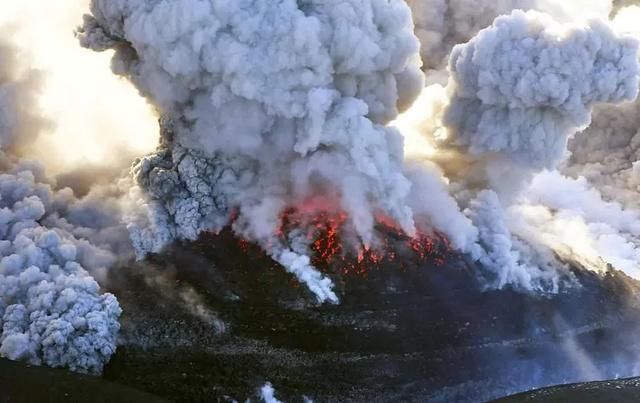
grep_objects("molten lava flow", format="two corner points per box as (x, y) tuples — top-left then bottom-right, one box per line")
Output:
(220, 199), (452, 279)
(232, 203), (452, 277)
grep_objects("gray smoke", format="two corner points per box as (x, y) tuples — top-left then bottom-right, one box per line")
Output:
(399, 9), (640, 290)
(443, 9), (638, 184)
(521, 170), (640, 278)
(511, 7), (640, 283)
(465, 190), (562, 291)
(407, 0), (613, 71)
(0, 0), (637, 383)
(78, 0), (428, 303)
(0, 36), (122, 374)
(458, 10), (639, 289)
(77, 1), (640, 297)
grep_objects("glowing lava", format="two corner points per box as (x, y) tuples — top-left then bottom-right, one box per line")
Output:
(226, 203), (453, 278)
(217, 197), (453, 282)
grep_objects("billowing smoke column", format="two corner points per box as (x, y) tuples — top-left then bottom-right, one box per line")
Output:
(443, 9), (639, 179)
(0, 38), (122, 374)
(78, 0), (428, 303)
(0, 0), (637, 384)
(407, 0), (613, 71)
(78, 0), (640, 297)
(392, 7), (640, 290)
(547, 7), (640, 280)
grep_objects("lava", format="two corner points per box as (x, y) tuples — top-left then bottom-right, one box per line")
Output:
(224, 202), (452, 278)
(278, 208), (451, 277)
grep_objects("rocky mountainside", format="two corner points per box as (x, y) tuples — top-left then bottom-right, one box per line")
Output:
(92, 229), (640, 402)
(497, 378), (640, 403)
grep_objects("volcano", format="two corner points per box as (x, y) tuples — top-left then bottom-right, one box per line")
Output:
(77, 226), (640, 403)
(4, 1), (640, 402)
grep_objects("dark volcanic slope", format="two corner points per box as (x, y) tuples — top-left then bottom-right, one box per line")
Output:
(496, 378), (640, 403)
(0, 357), (165, 403)
(94, 229), (640, 402)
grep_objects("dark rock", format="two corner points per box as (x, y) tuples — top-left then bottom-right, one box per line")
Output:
(0, 357), (165, 403)
(97, 229), (640, 402)
(495, 378), (640, 402)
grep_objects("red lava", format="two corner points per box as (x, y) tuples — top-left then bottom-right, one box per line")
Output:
(231, 201), (452, 277)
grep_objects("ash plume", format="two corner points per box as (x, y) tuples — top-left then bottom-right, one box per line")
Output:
(407, 0), (613, 71)
(398, 8), (640, 290)
(0, 0), (638, 390)
(530, 6), (640, 281)
(490, 9), (640, 286)
(0, 36), (122, 374)
(77, 0), (640, 298)
(443, 9), (639, 182)
(0, 0), (634, 395)
(78, 0), (428, 303)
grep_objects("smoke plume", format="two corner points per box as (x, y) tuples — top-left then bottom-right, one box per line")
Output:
(1, 0), (639, 386)
(78, 0), (431, 303)
(395, 7), (640, 290)
(443, 10), (638, 174)
(0, 35), (123, 374)
(76, 0), (640, 299)
(407, 0), (613, 71)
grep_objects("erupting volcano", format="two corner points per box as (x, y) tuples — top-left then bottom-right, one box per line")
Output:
(4, 0), (640, 402)
(231, 202), (453, 280)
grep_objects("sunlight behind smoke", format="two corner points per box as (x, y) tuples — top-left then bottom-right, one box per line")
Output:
(390, 93), (437, 159)
(0, 0), (158, 174)
(390, 83), (450, 160)
(393, 7), (640, 287)
(511, 204), (606, 270)
(612, 6), (640, 36)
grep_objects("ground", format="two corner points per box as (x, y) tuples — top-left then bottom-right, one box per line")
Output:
(4, 229), (640, 402)
(0, 357), (164, 403)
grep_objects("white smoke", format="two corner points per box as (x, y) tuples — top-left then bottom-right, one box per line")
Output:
(258, 382), (314, 403)
(509, 6), (640, 282)
(514, 171), (640, 278)
(79, 0), (427, 303)
(519, 6), (640, 280)
(0, 0), (638, 382)
(397, 8), (640, 290)
(0, 36), (122, 374)
(465, 190), (561, 291)
(77, 0), (640, 297)
(260, 382), (283, 403)
(460, 12), (638, 288)
(407, 0), (613, 71)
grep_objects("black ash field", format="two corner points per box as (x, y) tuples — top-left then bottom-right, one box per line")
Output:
(8, 230), (640, 402)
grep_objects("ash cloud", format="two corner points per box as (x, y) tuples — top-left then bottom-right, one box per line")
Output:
(399, 8), (640, 290)
(407, 0), (613, 71)
(442, 9), (639, 190)
(510, 7), (640, 285)
(78, 0), (428, 303)
(78, 0), (640, 298)
(0, 36), (122, 374)
(0, 0), (638, 387)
